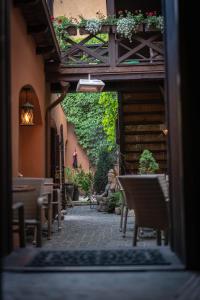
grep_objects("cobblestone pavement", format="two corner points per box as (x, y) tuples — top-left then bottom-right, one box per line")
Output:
(43, 205), (156, 250)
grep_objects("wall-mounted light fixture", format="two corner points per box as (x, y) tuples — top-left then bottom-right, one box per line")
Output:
(76, 74), (105, 92)
(160, 124), (168, 135)
(20, 88), (34, 126)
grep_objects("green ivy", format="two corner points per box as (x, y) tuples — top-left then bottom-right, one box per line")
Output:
(99, 92), (118, 150)
(61, 92), (117, 165)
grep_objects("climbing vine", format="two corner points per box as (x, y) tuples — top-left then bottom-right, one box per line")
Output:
(62, 92), (117, 165)
(99, 92), (118, 150)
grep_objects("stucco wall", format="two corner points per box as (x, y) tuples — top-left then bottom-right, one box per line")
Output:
(50, 94), (68, 167)
(66, 123), (90, 172)
(11, 8), (46, 177)
(53, 0), (107, 18)
(50, 96), (90, 173)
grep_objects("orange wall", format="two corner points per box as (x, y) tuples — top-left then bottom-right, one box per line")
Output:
(50, 94), (68, 166)
(11, 8), (46, 177)
(54, 0), (107, 19)
(66, 123), (90, 172)
(50, 96), (90, 172)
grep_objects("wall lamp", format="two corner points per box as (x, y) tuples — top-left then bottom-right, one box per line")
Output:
(20, 88), (34, 126)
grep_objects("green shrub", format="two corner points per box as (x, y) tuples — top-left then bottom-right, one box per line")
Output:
(107, 191), (123, 213)
(138, 149), (159, 174)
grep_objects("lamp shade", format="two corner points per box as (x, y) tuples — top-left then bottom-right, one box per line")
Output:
(76, 77), (105, 92)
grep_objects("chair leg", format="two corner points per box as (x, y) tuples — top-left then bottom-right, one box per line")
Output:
(36, 223), (42, 247)
(47, 194), (52, 240)
(122, 206), (128, 237)
(133, 224), (138, 246)
(156, 230), (162, 246)
(164, 229), (169, 245)
(119, 203), (124, 232)
(18, 205), (26, 247)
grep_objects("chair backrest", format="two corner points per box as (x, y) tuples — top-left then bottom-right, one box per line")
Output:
(12, 177), (46, 219)
(117, 175), (169, 230)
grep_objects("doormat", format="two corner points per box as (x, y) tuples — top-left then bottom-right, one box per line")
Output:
(27, 249), (171, 267)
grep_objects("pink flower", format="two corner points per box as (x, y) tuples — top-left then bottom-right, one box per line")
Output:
(51, 16), (55, 21)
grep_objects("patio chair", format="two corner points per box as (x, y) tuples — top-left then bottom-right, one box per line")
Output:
(117, 174), (169, 246)
(42, 180), (62, 232)
(12, 177), (47, 246)
(12, 202), (26, 248)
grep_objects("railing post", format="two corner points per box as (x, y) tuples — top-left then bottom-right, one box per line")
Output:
(109, 32), (116, 67)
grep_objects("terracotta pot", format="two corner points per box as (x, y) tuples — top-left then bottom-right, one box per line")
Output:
(66, 26), (77, 36)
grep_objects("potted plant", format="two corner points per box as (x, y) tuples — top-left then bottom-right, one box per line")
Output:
(107, 191), (123, 214)
(52, 16), (77, 37)
(73, 168), (94, 200)
(138, 149), (159, 174)
(144, 12), (164, 32)
(116, 11), (144, 42)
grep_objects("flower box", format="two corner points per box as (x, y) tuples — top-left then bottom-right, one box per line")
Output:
(79, 25), (110, 35)
(101, 25), (110, 33)
(79, 27), (89, 35)
(135, 23), (144, 32)
(144, 24), (160, 32)
(65, 26), (77, 36)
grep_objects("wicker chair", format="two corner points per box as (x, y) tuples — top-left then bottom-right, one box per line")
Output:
(117, 174), (169, 246)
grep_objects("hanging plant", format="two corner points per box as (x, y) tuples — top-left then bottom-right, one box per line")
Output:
(116, 11), (144, 42)
(85, 19), (102, 35)
(145, 12), (164, 32)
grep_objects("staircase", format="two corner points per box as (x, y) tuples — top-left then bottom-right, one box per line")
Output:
(118, 90), (167, 174)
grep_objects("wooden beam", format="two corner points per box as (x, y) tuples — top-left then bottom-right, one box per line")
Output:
(106, 0), (115, 15)
(13, 0), (40, 6)
(125, 140), (166, 145)
(125, 143), (166, 152)
(47, 64), (165, 74)
(123, 111), (164, 116)
(125, 149), (167, 154)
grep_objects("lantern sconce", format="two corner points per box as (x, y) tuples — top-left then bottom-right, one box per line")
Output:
(20, 88), (34, 126)
(160, 124), (168, 136)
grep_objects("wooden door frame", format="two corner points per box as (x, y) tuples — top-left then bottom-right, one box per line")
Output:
(0, 0), (12, 259)
(164, 0), (200, 269)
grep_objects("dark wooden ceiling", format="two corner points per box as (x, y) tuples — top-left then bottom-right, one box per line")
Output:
(14, 0), (60, 63)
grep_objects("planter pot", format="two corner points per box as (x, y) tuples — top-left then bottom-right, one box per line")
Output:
(115, 207), (121, 215)
(144, 24), (160, 32)
(65, 183), (74, 201)
(135, 23), (144, 32)
(79, 27), (90, 35)
(73, 185), (80, 201)
(65, 26), (77, 36)
(101, 25), (110, 33)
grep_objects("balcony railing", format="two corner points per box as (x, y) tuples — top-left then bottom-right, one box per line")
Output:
(61, 25), (164, 68)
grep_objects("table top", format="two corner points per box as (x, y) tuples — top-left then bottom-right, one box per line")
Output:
(12, 185), (36, 192)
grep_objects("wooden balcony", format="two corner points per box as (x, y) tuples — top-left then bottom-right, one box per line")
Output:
(46, 25), (164, 91)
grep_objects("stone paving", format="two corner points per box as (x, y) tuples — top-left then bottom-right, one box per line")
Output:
(43, 205), (156, 249)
